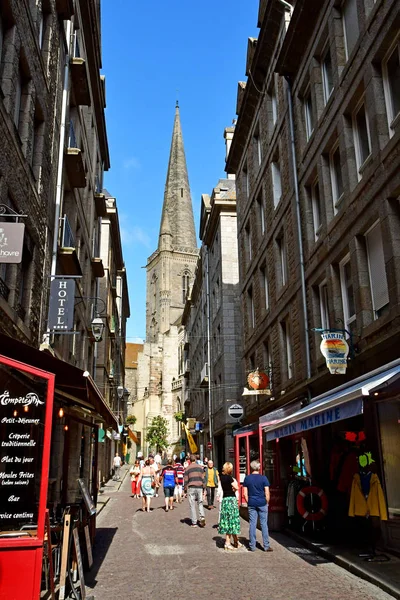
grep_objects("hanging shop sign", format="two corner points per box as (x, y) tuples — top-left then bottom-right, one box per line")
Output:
(0, 222), (25, 264)
(48, 278), (75, 331)
(247, 370), (269, 390)
(243, 370), (271, 396)
(320, 331), (350, 374)
(266, 398), (363, 441)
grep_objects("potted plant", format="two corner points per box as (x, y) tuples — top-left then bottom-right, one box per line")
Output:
(174, 411), (185, 422)
(126, 415), (137, 427)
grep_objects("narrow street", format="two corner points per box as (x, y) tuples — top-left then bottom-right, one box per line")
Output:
(85, 469), (395, 600)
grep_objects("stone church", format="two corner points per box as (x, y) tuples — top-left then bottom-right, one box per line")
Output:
(135, 103), (198, 455)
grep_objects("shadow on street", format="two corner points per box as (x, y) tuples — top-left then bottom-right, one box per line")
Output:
(85, 527), (118, 589)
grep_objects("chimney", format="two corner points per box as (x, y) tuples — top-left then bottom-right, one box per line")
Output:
(224, 122), (236, 180)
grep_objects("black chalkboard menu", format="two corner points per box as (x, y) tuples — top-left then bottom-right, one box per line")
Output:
(0, 361), (49, 532)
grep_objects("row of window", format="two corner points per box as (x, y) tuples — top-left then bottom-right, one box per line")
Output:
(242, 20), (400, 224)
(245, 219), (390, 381)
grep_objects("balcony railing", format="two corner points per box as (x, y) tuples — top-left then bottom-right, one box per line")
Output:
(0, 277), (10, 301)
(172, 378), (182, 391)
(74, 33), (81, 58)
(68, 121), (78, 149)
(60, 215), (75, 248)
(16, 303), (26, 321)
(94, 175), (102, 194)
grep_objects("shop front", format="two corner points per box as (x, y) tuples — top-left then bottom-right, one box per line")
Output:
(232, 402), (304, 530)
(261, 360), (400, 554)
(0, 334), (118, 598)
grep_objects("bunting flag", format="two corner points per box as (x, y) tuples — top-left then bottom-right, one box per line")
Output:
(182, 422), (198, 454)
(128, 429), (139, 444)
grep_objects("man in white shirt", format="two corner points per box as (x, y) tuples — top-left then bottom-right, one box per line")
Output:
(113, 453), (122, 480)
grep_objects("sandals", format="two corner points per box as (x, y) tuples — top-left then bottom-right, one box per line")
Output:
(224, 544), (237, 551)
(234, 541), (244, 548)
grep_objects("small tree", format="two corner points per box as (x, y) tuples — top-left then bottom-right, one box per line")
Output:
(146, 415), (169, 453)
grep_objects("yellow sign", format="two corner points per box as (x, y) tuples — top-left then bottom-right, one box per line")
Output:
(183, 422), (198, 453)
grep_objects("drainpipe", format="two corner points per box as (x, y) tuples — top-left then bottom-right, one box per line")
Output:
(285, 76), (312, 387)
(205, 246), (213, 460)
(43, 20), (73, 343)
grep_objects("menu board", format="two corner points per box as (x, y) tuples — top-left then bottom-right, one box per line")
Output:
(78, 478), (96, 516)
(0, 362), (48, 531)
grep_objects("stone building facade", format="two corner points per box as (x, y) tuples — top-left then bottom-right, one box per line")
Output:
(0, 0), (62, 344)
(136, 104), (198, 456)
(182, 128), (243, 468)
(227, 0), (400, 424)
(0, 0), (128, 503)
(226, 0), (400, 551)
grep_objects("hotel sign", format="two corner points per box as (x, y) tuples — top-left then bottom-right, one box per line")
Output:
(0, 223), (25, 264)
(48, 278), (75, 331)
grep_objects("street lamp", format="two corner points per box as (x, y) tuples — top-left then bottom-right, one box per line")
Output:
(91, 317), (105, 342)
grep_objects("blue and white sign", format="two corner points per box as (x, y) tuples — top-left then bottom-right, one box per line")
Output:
(266, 398), (363, 441)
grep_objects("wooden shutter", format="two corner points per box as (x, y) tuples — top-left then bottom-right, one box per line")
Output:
(366, 222), (389, 313)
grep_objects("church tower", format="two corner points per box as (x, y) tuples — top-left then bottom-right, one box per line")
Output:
(136, 104), (198, 455)
(146, 102), (197, 341)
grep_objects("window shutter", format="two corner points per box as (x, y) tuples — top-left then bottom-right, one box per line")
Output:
(366, 223), (389, 313)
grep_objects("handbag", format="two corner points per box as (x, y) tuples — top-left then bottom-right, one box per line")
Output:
(151, 479), (156, 489)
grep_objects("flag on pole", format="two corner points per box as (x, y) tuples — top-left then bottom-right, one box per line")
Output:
(128, 429), (139, 444)
(182, 422), (198, 453)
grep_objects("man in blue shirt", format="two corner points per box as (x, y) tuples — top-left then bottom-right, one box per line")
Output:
(243, 460), (273, 552)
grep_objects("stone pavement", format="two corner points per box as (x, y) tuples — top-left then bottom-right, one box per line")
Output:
(85, 471), (395, 600)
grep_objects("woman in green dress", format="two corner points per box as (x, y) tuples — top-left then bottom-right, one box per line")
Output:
(218, 462), (242, 550)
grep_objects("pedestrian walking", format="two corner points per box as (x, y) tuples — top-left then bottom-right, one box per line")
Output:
(204, 460), (220, 509)
(160, 459), (176, 512)
(137, 452), (145, 469)
(138, 459), (157, 512)
(184, 454), (206, 527)
(129, 460), (141, 497)
(174, 458), (185, 503)
(243, 459), (272, 552)
(218, 462), (242, 551)
(149, 456), (160, 497)
(113, 452), (122, 481)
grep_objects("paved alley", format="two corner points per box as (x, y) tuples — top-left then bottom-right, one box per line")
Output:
(85, 470), (395, 600)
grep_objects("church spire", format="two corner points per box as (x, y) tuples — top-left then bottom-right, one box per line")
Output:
(158, 104), (197, 251)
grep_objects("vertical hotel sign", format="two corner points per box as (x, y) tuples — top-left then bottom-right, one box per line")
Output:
(48, 278), (75, 331)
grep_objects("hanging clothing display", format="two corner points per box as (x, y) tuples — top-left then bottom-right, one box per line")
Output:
(337, 451), (359, 494)
(348, 473), (388, 520)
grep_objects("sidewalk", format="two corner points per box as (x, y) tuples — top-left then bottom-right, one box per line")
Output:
(95, 465), (130, 515)
(286, 529), (400, 600)
(85, 474), (396, 600)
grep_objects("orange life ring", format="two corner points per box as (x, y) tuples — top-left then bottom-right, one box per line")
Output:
(296, 486), (328, 521)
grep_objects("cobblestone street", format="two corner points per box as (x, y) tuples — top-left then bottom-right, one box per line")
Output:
(85, 470), (395, 600)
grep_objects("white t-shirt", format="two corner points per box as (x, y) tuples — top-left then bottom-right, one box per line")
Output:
(113, 456), (122, 468)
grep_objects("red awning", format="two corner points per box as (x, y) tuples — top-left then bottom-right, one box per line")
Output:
(0, 333), (118, 429)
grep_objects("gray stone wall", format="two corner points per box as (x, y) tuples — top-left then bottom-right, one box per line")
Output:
(231, 0), (400, 426)
(0, 0), (62, 344)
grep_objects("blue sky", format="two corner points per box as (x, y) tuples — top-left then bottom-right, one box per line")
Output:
(101, 1), (259, 342)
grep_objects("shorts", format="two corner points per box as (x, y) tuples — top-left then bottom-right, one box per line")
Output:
(164, 486), (175, 498)
(174, 484), (183, 496)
